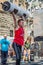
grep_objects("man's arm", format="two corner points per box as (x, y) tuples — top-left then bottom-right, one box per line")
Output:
(11, 12), (16, 28)
(7, 40), (10, 46)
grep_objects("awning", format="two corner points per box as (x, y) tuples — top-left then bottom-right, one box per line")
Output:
(34, 36), (43, 41)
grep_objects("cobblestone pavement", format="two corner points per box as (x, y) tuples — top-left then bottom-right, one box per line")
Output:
(0, 57), (43, 65)
(0, 61), (43, 65)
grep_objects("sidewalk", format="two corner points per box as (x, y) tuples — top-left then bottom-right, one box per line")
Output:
(0, 56), (43, 65)
(7, 57), (43, 65)
(7, 57), (28, 64)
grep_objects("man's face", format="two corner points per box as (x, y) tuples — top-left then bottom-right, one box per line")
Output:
(4, 35), (7, 39)
(19, 21), (24, 27)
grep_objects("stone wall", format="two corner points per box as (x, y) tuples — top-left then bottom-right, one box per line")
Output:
(0, 11), (14, 36)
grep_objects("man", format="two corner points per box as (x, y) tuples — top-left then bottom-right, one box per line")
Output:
(12, 18), (24, 65)
(0, 35), (10, 65)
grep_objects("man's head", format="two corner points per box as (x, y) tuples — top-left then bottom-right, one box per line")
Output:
(18, 19), (24, 27)
(4, 34), (7, 39)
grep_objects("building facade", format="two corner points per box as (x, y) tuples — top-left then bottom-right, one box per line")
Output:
(0, 11), (14, 37)
(0, 0), (28, 38)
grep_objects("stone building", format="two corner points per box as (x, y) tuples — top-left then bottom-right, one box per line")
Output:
(0, 11), (14, 37)
(0, 0), (32, 41)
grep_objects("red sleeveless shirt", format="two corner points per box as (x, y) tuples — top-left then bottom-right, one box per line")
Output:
(13, 27), (24, 46)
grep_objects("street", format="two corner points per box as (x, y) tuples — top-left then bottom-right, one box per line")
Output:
(0, 63), (42, 65)
(0, 56), (43, 65)
(0, 61), (43, 65)
(4, 62), (43, 65)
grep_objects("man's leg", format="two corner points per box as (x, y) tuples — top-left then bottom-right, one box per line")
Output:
(16, 45), (22, 65)
(4, 51), (8, 65)
(13, 43), (22, 65)
(1, 51), (5, 65)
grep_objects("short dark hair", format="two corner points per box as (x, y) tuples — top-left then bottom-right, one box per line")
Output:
(18, 19), (24, 24)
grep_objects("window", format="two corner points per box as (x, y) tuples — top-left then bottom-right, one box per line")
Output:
(25, 2), (29, 9)
(19, 0), (22, 2)
(18, 3), (21, 6)
(26, 0), (32, 2)
(19, 0), (24, 5)
(9, 0), (13, 3)
(10, 30), (13, 37)
(15, 0), (17, 2)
